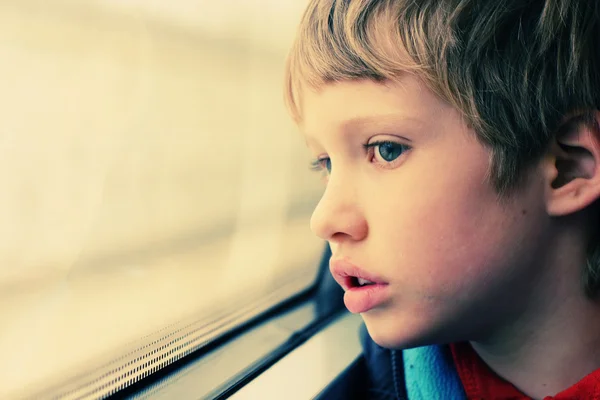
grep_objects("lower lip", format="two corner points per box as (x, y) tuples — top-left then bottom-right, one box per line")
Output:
(343, 284), (390, 313)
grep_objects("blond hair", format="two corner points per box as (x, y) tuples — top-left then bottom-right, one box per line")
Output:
(284, 0), (600, 297)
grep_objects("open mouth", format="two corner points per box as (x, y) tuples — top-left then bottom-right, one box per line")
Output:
(329, 258), (390, 313)
(329, 258), (388, 292)
(343, 275), (384, 291)
(349, 277), (376, 288)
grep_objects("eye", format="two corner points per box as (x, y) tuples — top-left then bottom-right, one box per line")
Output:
(365, 141), (410, 165)
(310, 156), (331, 174)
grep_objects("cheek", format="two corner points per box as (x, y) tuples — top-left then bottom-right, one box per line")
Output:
(378, 202), (500, 294)
(367, 157), (531, 299)
(363, 179), (543, 348)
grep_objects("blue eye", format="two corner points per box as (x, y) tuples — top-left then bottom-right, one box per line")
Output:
(377, 142), (404, 161)
(310, 157), (331, 173)
(367, 141), (409, 163)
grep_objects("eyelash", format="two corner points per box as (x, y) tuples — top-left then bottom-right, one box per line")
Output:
(309, 140), (411, 173)
(310, 158), (326, 172)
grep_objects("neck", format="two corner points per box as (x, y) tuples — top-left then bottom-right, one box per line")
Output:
(471, 251), (600, 399)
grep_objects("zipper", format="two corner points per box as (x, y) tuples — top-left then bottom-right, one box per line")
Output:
(391, 349), (403, 400)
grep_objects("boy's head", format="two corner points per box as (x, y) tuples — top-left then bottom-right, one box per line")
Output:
(284, 0), (600, 349)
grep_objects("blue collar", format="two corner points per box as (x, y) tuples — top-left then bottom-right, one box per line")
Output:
(399, 345), (466, 400)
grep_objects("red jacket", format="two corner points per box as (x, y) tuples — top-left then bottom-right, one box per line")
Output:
(450, 342), (600, 399)
(357, 323), (600, 399)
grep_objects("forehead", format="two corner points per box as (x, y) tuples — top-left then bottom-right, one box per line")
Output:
(299, 77), (452, 142)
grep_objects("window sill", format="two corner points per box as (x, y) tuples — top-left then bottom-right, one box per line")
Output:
(229, 312), (363, 400)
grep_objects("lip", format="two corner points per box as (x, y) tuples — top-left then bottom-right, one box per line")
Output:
(329, 258), (390, 314)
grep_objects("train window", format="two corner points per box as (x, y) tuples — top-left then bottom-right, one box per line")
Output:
(0, 1), (329, 398)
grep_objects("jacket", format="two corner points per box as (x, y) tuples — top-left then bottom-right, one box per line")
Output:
(359, 323), (466, 400)
(315, 323), (466, 399)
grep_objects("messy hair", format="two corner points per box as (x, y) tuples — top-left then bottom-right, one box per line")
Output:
(283, 0), (600, 297)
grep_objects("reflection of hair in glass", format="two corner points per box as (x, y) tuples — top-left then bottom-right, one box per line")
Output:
(283, 0), (600, 296)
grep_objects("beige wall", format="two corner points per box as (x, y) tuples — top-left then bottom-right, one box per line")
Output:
(0, 2), (323, 286)
(0, 2), (328, 396)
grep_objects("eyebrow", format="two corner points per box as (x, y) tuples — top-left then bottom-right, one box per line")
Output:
(339, 114), (424, 133)
(304, 113), (424, 147)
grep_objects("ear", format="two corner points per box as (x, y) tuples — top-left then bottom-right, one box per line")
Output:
(544, 111), (600, 217)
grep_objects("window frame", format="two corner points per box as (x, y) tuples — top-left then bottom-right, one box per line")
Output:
(22, 245), (344, 400)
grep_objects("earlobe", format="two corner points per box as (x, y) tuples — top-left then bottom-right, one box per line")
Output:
(545, 111), (600, 217)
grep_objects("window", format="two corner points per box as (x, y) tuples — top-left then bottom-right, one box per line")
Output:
(0, 1), (324, 398)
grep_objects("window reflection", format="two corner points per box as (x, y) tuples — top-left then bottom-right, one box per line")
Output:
(0, 1), (323, 397)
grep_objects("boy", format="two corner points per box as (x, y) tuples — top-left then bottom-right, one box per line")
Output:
(283, 0), (600, 399)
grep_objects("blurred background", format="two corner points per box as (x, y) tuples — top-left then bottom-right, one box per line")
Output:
(0, 0), (325, 397)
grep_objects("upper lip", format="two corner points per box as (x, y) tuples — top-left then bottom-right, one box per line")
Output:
(329, 257), (388, 290)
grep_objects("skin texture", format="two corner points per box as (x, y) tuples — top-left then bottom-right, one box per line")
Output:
(300, 75), (600, 398)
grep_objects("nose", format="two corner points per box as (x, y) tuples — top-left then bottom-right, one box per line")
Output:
(310, 177), (368, 243)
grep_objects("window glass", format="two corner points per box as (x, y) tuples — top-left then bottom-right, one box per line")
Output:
(0, 1), (323, 397)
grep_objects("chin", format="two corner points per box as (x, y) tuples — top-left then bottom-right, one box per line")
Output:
(361, 308), (451, 350)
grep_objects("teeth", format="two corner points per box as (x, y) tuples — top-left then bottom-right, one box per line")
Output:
(357, 278), (375, 286)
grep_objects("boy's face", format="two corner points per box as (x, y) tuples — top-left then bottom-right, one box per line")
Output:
(301, 76), (552, 349)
